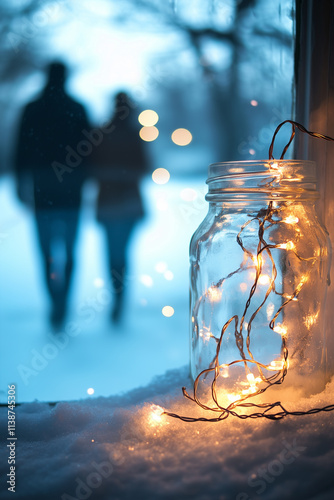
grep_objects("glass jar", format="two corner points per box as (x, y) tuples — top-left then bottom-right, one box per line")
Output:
(190, 160), (331, 401)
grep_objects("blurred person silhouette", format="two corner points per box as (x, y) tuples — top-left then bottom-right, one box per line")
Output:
(93, 92), (147, 323)
(15, 62), (90, 328)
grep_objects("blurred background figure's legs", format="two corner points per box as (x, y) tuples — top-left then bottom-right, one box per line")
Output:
(35, 210), (79, 328)
(105, 219), (136, 323)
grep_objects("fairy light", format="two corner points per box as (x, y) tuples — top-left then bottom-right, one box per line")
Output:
(252, 254), (263, 266)
(304, 312), (319, 329)
(220, 365), (229, 378)
(279, 241), (295, 250)
(162, 120), (334, 423)
(207, 286), (222, 302)
(258, 274), (270, 285)
(199, 326), (212, 343)
(273, 324), (287, 336)
(149, 404), (164, 425)
(267, 360), (285, 371)
(227, 393), (241, 403)
(284, 216), (299, 225)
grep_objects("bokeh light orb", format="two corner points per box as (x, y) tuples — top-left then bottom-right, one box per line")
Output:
(139, 126), (159, 142)
(162, 306), (174, 317)
(171, 128), (192, 146)
(140, 274), (153, 287)
(152, 168), (170, 185)
(138, 109), (159, 126)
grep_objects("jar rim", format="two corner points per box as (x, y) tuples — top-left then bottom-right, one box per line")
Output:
(207, 159), (316, 181)
(206, 159), (318, 202)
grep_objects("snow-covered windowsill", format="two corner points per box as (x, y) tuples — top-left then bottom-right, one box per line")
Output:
(1, 366), (334, 500)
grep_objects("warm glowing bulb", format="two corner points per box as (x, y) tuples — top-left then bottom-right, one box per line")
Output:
(280, 241), (295, 250)
(87, 388), (94, 395)
(252, 254), (264, 268)
(220, 364), (229, 378)
(267, 360), (284, 371)
(284, 216), (299, 225)
(207, 286), (222, 302)
(273, 324), (287, 336)
(250, 100), (258, 106)
(149, 404), (164, 424)
(199, 326), (212, 342)
(259, 274), (270, 285)
(304, 312), (319, 329)
(247, 373), (255, 383)
(227, 393), (241, 403)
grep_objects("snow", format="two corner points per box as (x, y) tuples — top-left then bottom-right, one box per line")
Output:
(1, 367), (334, 499)
(0, 174), (207, 402)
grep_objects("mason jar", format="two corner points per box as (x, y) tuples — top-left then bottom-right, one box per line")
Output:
(190, 160), (331, 401)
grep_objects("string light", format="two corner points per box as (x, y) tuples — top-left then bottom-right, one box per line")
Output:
(273, 324), (287, 336)
(284, 216), (299, 225)
(304, 312), (319, 329)
(258, 274), (270, 285)
(162, 120), (334, 423)
(279, 241), (295, 250)
(207, 286), (222, 302)
(149, 404), (165, 425)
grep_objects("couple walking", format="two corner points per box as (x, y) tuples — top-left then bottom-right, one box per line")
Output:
(15, 62), (147, 328)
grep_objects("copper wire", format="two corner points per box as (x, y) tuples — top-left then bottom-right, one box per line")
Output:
(164, 121), (334, 423)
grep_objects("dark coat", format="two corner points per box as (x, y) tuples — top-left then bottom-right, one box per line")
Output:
(15, 86), (89, 210)
(93, 110), (147, 222)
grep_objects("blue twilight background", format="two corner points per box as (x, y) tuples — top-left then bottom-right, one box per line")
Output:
(0, 0), (294, 402)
